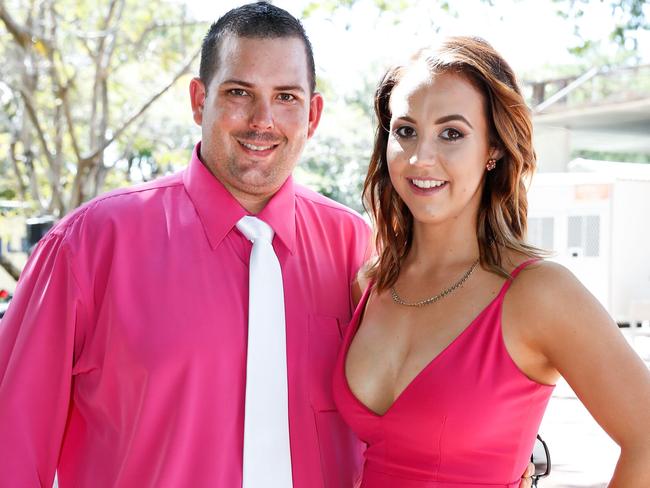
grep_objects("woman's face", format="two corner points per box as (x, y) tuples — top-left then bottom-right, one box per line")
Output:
(386, 65), (496, 228)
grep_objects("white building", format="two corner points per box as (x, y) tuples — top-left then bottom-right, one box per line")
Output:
(526, 65), (650, 325)
(527, 160), (650, 325)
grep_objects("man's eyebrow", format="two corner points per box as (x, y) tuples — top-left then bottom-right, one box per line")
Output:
(435, 114), (473, 129)
(221, 79), (254, 88)
(221, 79), (305, 93)
(275, 85), (305, 93)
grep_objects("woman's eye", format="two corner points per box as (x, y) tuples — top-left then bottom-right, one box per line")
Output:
(394, 126), (416, 139)
(440, 128), (463, 141)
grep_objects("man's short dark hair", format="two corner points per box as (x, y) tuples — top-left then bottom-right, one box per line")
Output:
(200, 2), (316, 93)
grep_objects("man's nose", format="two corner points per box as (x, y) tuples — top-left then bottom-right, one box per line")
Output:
(249, 99), (274, 130)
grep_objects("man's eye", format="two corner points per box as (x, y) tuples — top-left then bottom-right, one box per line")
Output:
(440, 128), (463, 141)
(229, 89), (248, 97)
(394, 126), (416, 139)
(277, 93), (296, 102)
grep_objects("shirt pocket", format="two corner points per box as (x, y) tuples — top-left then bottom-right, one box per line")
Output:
(307, 314), (344, 411)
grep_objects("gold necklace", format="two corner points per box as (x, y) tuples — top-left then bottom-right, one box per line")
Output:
(390, 259), (480, 307)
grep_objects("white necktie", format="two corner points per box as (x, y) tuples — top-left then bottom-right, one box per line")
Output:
(236, 216), (293, 488)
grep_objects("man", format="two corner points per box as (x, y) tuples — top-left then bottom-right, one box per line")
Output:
(0, 3), (369, 487)
(0, 3), (536, 487)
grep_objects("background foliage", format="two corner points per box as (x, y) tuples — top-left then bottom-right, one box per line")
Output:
(0, 0), (205, 216)
(0, 0), (648, 220)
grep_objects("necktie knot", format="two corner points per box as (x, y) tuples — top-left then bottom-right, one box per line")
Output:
(236, 216), (274, 244)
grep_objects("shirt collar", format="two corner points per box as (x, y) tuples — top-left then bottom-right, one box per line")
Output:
(183, 142), (296, 254)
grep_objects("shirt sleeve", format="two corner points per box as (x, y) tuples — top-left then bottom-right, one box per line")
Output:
(346, 219), (374, 314)
(0, 230), (86, 486)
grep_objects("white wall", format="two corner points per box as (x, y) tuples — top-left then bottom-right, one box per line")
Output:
(610, 180), (650, 321)
(533, 125), (572, 173)
(528, 174), (612, 313)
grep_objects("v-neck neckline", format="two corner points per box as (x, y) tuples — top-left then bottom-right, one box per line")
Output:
(342, 276), (510, 419)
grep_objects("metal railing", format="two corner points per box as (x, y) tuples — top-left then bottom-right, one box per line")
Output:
(523, 64), (650, 113)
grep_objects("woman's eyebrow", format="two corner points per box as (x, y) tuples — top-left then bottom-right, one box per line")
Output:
(434, 114), (473, 129)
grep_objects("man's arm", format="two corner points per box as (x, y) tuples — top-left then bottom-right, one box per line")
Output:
(0, 230), (84, 486)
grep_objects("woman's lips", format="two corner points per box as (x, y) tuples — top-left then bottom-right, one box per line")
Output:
(407, 178), (448, 195)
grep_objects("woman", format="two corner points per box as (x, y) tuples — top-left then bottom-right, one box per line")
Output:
(332, 36), (650, 487)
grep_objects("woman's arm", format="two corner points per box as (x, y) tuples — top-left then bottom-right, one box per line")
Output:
(507, 261), (650, 487)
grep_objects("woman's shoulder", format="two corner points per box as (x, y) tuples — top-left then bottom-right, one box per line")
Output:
(505, 255), (581, 299)
(503, 252), (601, 332)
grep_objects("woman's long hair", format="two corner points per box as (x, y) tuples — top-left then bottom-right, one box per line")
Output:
(363, 36), (544, 291)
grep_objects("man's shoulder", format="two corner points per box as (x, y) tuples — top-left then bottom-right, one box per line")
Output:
(88, 172), (184, 211)
(51, 172), (185, 240)
(294, 183), (367, 226)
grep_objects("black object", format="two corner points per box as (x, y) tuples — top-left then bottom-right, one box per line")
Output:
(531, 434), (551, 486)
(25, 215), (56, 251)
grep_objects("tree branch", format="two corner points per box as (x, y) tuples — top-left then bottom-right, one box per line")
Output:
(0, 1), (53, 55)
(60, 76), (82, 162)
(131, 20), (209, 53)
(84, 47), (200, 162)
(18, 88), (56, 172)
(0, 1), (30, 48)
(96, 0), (120, 62)
(8, 139), (27, 201)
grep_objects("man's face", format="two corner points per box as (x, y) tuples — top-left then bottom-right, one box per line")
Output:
(190, 35), (323, 212)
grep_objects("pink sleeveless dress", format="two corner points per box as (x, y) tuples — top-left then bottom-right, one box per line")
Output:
(332, 260), (555, 487)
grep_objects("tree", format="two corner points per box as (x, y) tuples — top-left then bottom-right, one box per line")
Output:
(553, 0), (649, 55)
(0, 0), (205, 216)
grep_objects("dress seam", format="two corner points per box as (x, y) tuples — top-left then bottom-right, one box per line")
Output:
(434, 414), (447, 478)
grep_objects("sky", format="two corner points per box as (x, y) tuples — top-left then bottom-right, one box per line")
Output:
(182, 0), (650, 92)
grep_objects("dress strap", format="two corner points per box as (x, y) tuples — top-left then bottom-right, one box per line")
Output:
(498, 258), (541, 298)
(510, 258), (541, 279)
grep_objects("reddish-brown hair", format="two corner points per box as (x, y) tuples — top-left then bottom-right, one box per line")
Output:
(363, 36), (543, 291)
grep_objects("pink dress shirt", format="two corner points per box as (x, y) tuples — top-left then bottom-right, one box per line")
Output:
(0, 144), (370, 487)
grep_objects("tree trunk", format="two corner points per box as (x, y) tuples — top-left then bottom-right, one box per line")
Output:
(47, 1), (65, 216)
(8, 140), (27, 201)
(0, 254), (21, 282)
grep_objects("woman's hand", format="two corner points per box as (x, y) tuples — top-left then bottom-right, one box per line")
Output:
(518, 462), (535, 488)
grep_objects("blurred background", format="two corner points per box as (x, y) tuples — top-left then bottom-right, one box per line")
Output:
(1, 0), (649, 486)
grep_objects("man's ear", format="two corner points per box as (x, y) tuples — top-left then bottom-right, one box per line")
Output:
(307, 92), (324, 139)
(189, 77), (206, 125)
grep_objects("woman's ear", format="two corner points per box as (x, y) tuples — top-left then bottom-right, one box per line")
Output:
(489, 147), (505, 162)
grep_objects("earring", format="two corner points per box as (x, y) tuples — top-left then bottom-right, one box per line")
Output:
(486, 158), (497, 171)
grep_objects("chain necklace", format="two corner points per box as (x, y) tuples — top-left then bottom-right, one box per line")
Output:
(390, 259), (480, 307)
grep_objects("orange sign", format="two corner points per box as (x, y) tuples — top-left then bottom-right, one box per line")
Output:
(575, 184), (610, 201)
